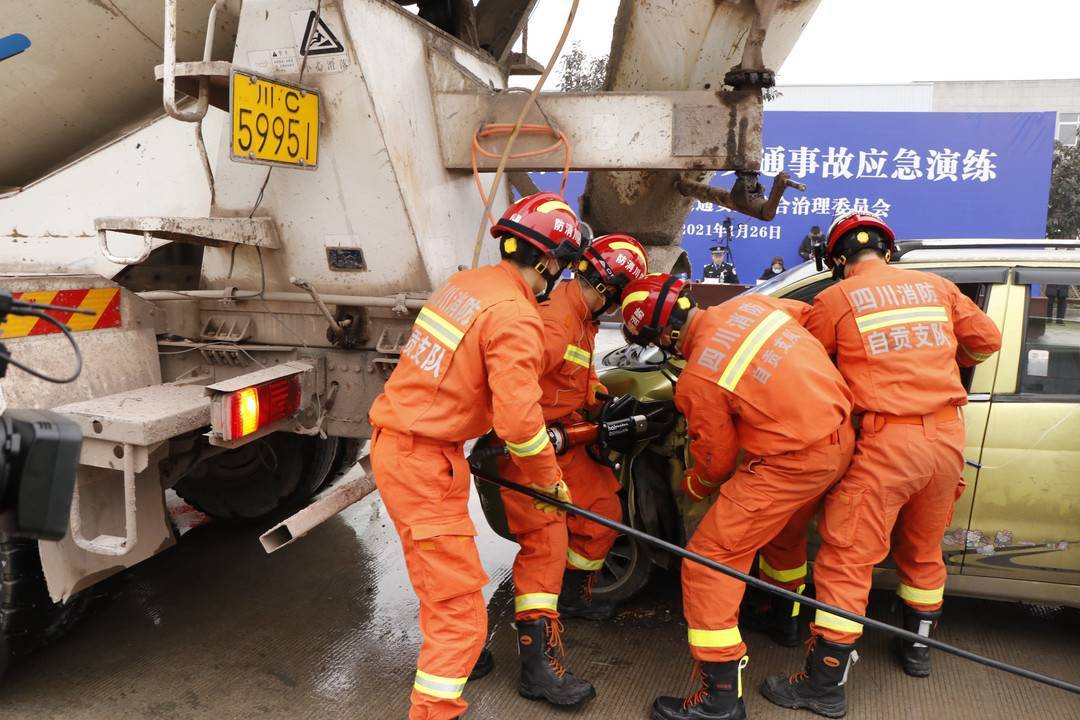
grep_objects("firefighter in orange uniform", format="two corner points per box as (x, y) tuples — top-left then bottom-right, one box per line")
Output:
(762, 212), (1002, 719)
(496, 234), (649, 651)
(368, 192), (585, 720)
(620, 274), (855, 720)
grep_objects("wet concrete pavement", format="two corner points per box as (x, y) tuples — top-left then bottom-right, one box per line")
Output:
(2, 489), (1079, 720)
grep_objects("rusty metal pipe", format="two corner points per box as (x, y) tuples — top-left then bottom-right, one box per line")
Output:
(259, 464), (376, 553)
(675, 172), (805, 222)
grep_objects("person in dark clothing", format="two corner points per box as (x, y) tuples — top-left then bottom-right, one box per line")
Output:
(759, 256), (786, 281)
(1046, 285), (1069, 324)
(799, 225), (824, 261)
(702, 247), (740, 284)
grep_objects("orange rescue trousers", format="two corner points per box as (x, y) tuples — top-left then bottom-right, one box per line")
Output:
(683, 423), (855, 663)
(372, 429), (488, 720)
(811, 409), (966, 644)
(757, 494), (821, 594)
(500, 443), (622, 619)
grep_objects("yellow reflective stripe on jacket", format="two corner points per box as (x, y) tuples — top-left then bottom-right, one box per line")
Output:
(718, 309), (790, 391)
(959, 344), (992, 362)
(897, 583), (945, 605)
(688, 626), (743, 649)
(854, 305), (949, 334)
(814, 609), (863, 635)
(505, 426), (551, 458)
(758, 557), (808, 584)
(515, 592), (559, 614)
(414, 307), (465, 350)
(567, 547), (604, 571)
(563, 344), (591, 368)
(413, 669), (468, 700)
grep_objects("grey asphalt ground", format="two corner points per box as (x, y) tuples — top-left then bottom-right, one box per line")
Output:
(1, 489), (1078, 720)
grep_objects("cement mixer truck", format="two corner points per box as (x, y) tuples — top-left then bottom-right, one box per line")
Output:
(0, 0), (817, 676)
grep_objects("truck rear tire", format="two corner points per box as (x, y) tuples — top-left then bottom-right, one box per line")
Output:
(1, 537), (91, 681)
(174, 433), (343, 521)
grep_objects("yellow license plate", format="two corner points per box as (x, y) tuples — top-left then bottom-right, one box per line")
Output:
(231, 70), (319, 168)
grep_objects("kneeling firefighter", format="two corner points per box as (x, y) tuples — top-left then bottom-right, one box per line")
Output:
(620, 274), (855, 720)
(761, 212), (1001, 718)
(493, 232), (649, 707)
(368, 192), (582, 720)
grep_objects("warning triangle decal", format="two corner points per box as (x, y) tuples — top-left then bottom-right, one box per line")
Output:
(300, 11), (345, 56)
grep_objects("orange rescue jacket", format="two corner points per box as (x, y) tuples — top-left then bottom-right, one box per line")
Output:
(369, 261), (560, 486)
(536, 280), (605, 422)
(804, 259), (1002, 416)
(676, 296), (854, 485)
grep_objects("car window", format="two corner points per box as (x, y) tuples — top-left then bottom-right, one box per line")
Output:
(1018, 285), (1080, 396)
(784, 276), (838, 304)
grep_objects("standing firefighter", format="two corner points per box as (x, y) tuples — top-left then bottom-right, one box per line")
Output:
(762, 212), (1002, 719)
(368, 192), (583, 720)
(493, 233), (648, 707)
(620, 274), (855, 720)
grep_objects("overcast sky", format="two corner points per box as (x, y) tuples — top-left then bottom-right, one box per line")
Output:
(516, 0), (1080, 87)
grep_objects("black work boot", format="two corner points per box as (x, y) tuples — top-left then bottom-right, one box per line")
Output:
(558, 569), (616, 621)
(516, 618), (596, 706)
(468, 648), (494, 681)
(742, 593), (801, 647)
(761, 637), (856, 718)
(896, 606), (940, 678)
(652, 658), (748, 720)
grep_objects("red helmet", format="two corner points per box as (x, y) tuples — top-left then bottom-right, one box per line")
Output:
(491, 192), (583, 263)
(620, 273), (695, 349)
(824, 211), (896, 270)
(578, 234), (649, 296)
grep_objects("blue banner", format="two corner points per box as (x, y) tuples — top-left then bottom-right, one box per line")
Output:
(530, 111), (1055, 282)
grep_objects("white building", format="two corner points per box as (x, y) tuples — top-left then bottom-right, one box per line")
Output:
(768, 79), (1080, 146)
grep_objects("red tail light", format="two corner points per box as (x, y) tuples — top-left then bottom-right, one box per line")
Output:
(219, 376), (302, 441)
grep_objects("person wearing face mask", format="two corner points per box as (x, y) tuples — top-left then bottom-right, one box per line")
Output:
(368, 192), (583, 720)
(759, 256), (786, 282)
(619, 274), (855, 720)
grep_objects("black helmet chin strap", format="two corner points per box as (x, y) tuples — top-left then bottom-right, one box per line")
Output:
(535, 254), (565, 302)
(593, 290), (618, 319)
(639, 275), (683, 351)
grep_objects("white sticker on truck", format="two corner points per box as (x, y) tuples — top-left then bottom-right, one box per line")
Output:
(247, 47), (300, 75)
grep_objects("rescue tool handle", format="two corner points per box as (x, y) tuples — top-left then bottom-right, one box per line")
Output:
(470, 466), (1080, 697)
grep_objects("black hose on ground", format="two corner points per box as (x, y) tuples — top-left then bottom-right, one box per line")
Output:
(471, 467), (1080, 696)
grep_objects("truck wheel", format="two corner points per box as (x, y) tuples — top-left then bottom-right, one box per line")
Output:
(1, 537), (91, 681)
(174, 433), (342, 521)
(589, 532), (654, 605)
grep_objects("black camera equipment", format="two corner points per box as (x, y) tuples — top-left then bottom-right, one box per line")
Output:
(0, 290), (87, 541)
